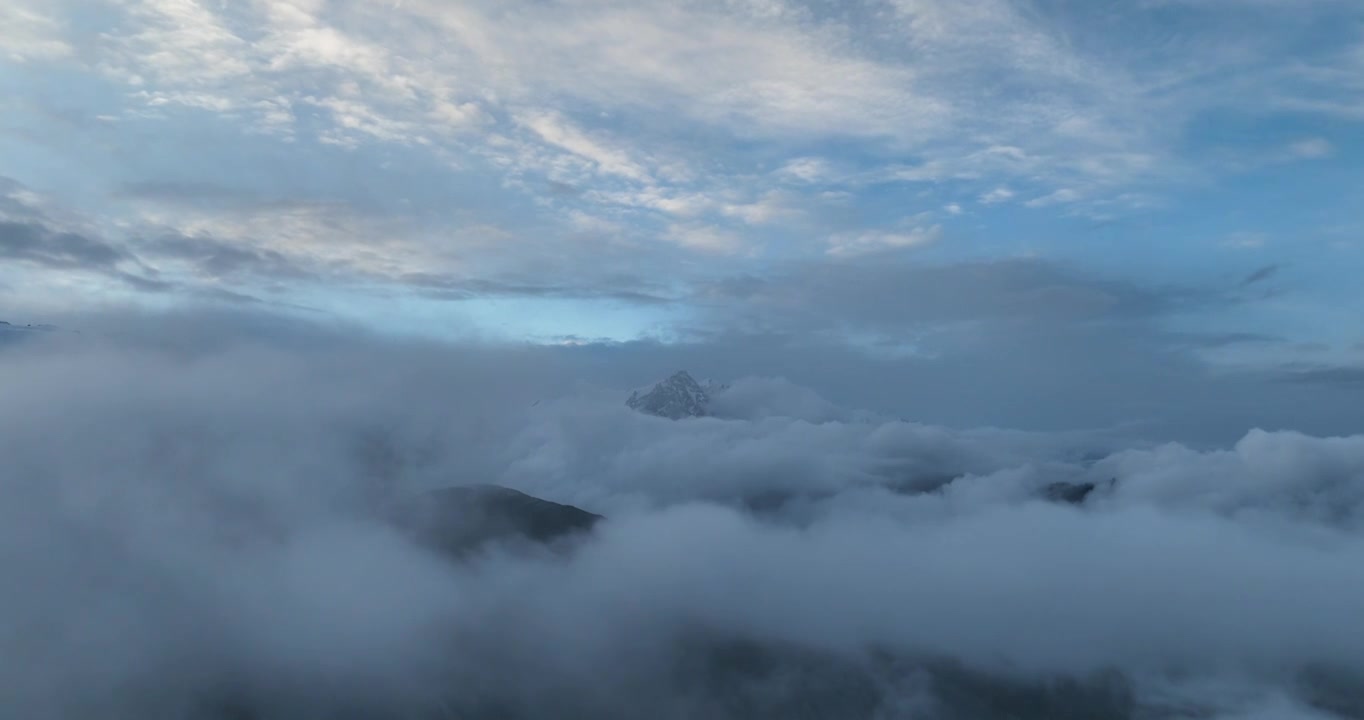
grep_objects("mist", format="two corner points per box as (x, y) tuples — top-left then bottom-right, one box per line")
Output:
(1, 311), (1363, 719)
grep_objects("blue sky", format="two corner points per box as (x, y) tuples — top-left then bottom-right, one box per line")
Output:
(1, 0), (1362, 374)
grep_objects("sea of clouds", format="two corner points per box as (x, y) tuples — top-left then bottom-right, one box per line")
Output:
(1, 311), (1361, 719)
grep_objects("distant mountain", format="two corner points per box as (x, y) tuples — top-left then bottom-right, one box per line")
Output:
(1044, 479), (1119, 506)
(384, 484), (601, 558)
(626, 370), (729, 419)
(0, 320), (58, 345)
(0, 320), (58, 333)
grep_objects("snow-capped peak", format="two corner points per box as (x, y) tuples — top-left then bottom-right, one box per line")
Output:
(626, 370), (727, 419)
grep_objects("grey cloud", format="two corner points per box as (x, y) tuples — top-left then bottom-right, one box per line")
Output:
(403, 272), (676, 305)
(1170, 331), (1284, 348)
(546, 180), (581, 197)
(1240, 263), (1281, 287)
(639, 253), (1364, 445)
(114, 269), (177, 293)
(0, 178), (176, 292)
(707, 376), (849, 423)
(0, 220), (281, 300)
(145, 232), (313, 281)
(0, 220), (128, 270)
(696, 257), (1193, 335)
(1276, 364), (1364, 387)
(566, 327), (1364, 447)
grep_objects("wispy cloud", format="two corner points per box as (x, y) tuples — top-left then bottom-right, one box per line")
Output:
(519, 111), (653, 183)
(0, 1), (73, 62)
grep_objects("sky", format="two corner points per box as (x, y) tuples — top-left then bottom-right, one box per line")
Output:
(2, 0), (1364, 438)
(6, 5), (1364, 714)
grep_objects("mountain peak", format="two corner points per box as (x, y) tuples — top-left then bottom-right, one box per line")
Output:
(626, 370), (727, 419)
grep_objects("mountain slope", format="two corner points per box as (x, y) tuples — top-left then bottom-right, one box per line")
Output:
(384, 484), (602, 558)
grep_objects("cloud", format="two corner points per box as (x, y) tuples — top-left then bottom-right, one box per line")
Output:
(719, 192), (801, 226)
(0, 176), (701, 316)
(1240, 263), (1281, 287)
(665, 254), (1364, 442)
(664, 223), (744, 254)
(0, 181), (172, 293)
(1276, 364), (1364, 388)
(141, 232), (313, 282)
(402, 273), (673, 306)
(68, 0), (1293, 215)
(776, 157), (834, 184)
(706, 376), (848, 423)
(1024, 188), (1083, 208)
(519, 111), (653, 183)
(1288, 137), (1335, 159)
(5, 0), (1361, 337)
(1224, 231), (1269, 249)
(0, 2), (73, 62)
(3, 309), (1364, 717)
(3, 0), (1359, 278)
(0, 220), (128, 271)
(133, 200), (427, 277)
(978, 187), (1015, 204)
(826, 225), (942, 256)
(698, 256), (1184, 333)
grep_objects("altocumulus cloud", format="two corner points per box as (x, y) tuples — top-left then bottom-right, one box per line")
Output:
(1, 311), (1363, 719)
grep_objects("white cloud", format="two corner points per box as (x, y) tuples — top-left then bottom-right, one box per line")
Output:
(435, 1), (941, 140)
(827, 225), (942, 256)
(0, 2), (73, 62)
(1288, 137), (1334, 159)
(566, 210), (625, 237)
(719, 192), (799, 225)
(978, 187), (1015, 205)
(776, 157), (834, 183)
(1223, 231), (1269, 249)
(134, 200), (444, 280)
(27, 0), (1352, 227)
(520, 111), (652, 183)
(82, 0), (1168, 205)
(96, 0), (488, 145)
(589, 188), (713, 217)
(664, 223), (744, 254)
(1024, 188), (1083, 208)
(104, 0), (255, 96)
